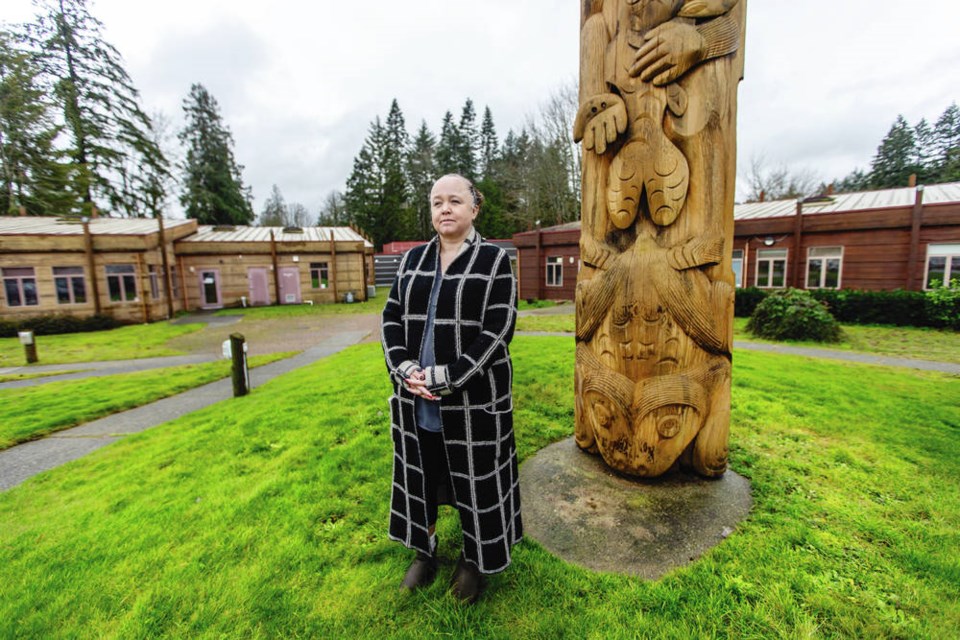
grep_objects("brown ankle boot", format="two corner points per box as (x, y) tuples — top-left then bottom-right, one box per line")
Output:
(400, 549), (438, 590)
(449, 555), (486, 604)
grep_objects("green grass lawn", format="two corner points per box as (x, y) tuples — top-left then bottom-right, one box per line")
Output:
(0, 322), (203, 368)
(517, 314), (960, 364)
(215, 297), (385, 319)
(0, 369), (86, 383)
(1, 336), (957, 637)
(0, 353), (292, 450)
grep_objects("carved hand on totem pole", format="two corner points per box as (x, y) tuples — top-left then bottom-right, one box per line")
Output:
(574, 0), (745, 478)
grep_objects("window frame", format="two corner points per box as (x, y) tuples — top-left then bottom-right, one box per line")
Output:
(53, 266), (87, 305)
(731, 249), (745, 288)
(546, 256), (563, 287)
(2, 266), (39, 307)
(755, 248), (788, 289)
(105, 264), (138, 303)
(805, 246), (844, 290)
(924, 243), (960, 290)
(310, 262), (330, 289)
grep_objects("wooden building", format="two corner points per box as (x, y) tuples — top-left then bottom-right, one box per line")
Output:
(175, 225), (373, 309)
(512, 183), (960, 300)
(0, 217), (196, 323)
(0, 218), (374, 323)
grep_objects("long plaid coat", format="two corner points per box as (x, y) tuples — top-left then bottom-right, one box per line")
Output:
(381, 231), (522, 574)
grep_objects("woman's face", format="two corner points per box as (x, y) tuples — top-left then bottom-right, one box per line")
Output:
(430, 176), (478, 241)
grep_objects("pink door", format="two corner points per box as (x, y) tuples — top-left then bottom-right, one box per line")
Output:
(278, 267), (301, 304)
(198, 269), (222, 309)
(247, 268), (270, 305)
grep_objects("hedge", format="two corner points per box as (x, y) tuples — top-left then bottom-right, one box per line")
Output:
(0, 314), (121, 338)
(734, 286), (959, 329)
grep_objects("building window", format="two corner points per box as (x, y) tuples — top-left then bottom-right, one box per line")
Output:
(732, 249), (744, 288)
(105, 264), (137, 302)
(2, 267), (38, 307)
(148, 265), (160, 300)
(925, 243), (960, 289)
(53, 266), (86, 304)
(310, 262), (329, 289)
(806, 246), (843, 289)
(756, 249), (787, 288)
(546, 256), (563, 287)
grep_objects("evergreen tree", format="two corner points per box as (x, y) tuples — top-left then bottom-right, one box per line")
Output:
(406, 120), (436, 240)
(259, 184), (286, 226)
(345, 117), (404, 249)
(0, 31), (77, 215)
(22, 0), (167, 216)
(931, 103), (960, 183)
(178, 83), (253, 225)
(479, 105), (499, 180)
(457, 98), (479, 181)
(434, 111), (460, 176)
(912, 118), (936, 183)
(870, 115), (919, 188)
(383, 99), (410, 238)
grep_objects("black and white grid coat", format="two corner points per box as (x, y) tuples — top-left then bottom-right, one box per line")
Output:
(381, 231), (522, 574)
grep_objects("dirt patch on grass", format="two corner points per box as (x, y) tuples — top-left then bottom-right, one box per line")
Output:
(166, 312), (381, 358)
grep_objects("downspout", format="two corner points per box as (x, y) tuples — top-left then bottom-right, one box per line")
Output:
(792, 199), (804, 288)
(906, 186), (925, 290)
(270, 230), (281, 304)
(157, 216), (174, 318)
(82, 218), (102, 315)
(330, 229), (339, 302)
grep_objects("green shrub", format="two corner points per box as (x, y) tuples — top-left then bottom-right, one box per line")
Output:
(0, 314), (121, 338)
(747, 288), (843, 342)
(925, 279), (960, 330)
(734, 287), (768, 317)
(809, 288), (927, 326)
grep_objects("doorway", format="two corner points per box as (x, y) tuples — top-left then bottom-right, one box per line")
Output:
(198, 269), (222, 309)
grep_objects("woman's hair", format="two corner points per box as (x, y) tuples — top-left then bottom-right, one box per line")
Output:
(436, 173), (484, 211)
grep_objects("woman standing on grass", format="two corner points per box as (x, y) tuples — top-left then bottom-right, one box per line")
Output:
(380, 173), (522, 604)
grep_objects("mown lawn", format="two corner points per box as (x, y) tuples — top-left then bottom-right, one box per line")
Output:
(0, 353), (294, 450)
(517, 314), (960, 364)
(0, 337), (957, 638)
(0, 321), (203, 368)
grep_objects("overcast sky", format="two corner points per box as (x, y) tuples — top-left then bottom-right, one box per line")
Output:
(4, 0), (960, 218)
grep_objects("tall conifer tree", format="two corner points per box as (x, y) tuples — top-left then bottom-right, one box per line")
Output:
(23, 0), (166, 216)
(0, 31), (76, 215)
(406, 120), (436, 240)
(178, 83), (253, 225)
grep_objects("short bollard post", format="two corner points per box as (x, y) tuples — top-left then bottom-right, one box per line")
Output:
(19, 331), (38, 364)
(229, 333), (250, 397)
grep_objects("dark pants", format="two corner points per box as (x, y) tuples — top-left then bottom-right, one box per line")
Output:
(417, 428), (453, 526)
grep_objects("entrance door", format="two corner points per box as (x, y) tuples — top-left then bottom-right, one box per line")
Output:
(198, 269), (222, 309)
(247, 268), (270, 305)
(278, 267), (301, 304)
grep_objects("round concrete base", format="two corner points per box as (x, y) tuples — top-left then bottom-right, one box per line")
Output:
(520, 437), (752, 579)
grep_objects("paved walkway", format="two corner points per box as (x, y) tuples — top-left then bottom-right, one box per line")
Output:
(0, 330), (369, 491)
(3, 308), (956, 492)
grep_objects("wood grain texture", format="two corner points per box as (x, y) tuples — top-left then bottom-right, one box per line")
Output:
(574, 0), (746, 478)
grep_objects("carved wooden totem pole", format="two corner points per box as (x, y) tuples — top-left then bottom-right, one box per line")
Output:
(574, 0), (746, 478)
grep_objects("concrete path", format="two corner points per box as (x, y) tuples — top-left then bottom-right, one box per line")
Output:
(0, 330), (369, 492)
(0, 354), (222, 389)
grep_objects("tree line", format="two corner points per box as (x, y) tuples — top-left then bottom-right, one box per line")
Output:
(1, 0), (254, 224)
(327, 91), (581, 249)
(747, 103), (960, 202)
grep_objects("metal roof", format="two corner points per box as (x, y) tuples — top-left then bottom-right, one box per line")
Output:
(180, 225), (373, 247)
(0, 216), (195, 235)
(734, 182), (960, 220)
